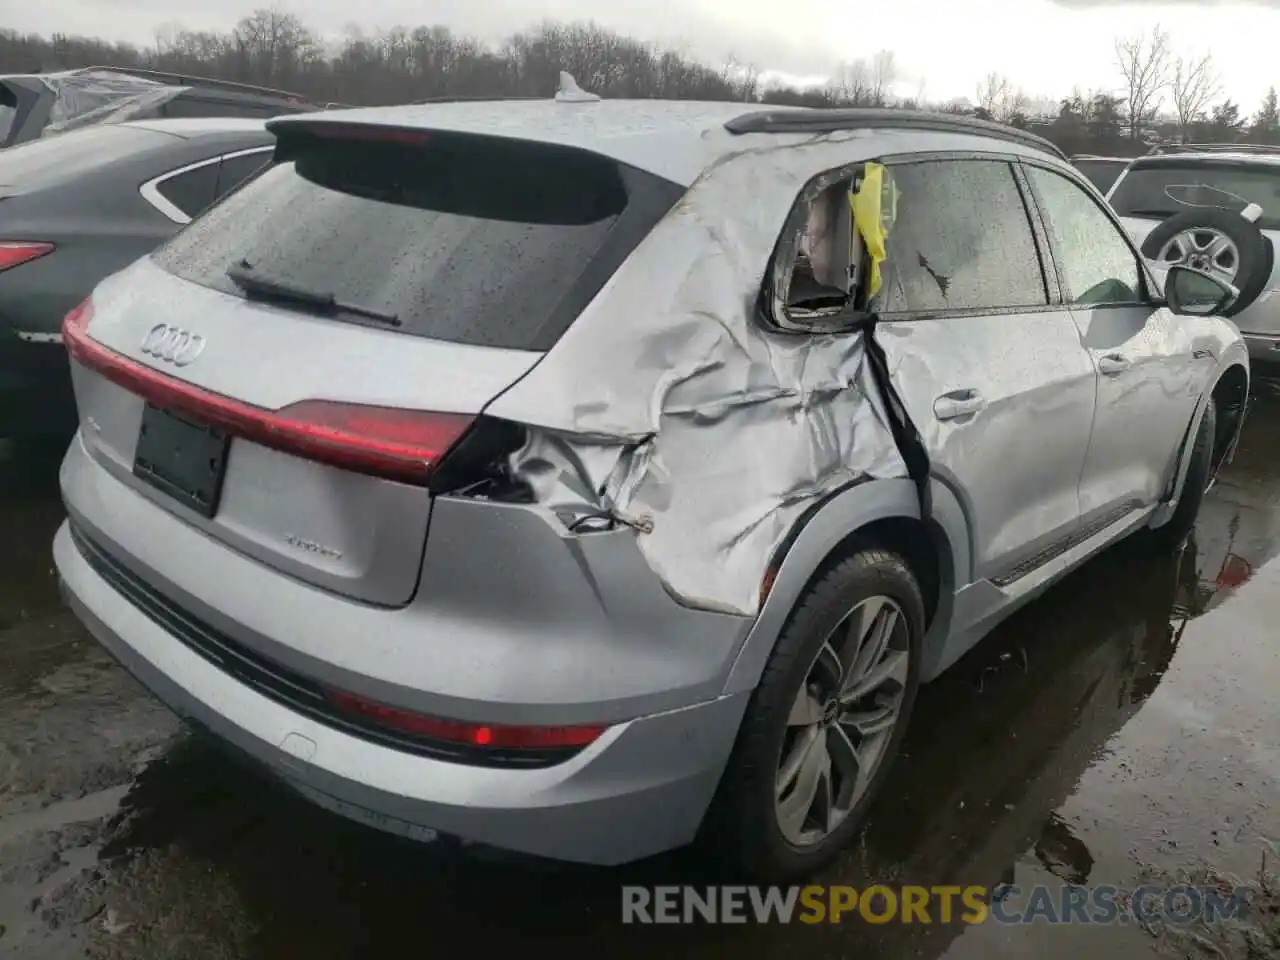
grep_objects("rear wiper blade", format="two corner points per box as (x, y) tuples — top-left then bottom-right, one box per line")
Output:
(226, 261), (401, 327)
(1119, 209), (1177, 218)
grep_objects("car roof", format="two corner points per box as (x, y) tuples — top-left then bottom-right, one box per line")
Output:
(1130, 151), (1280, 168)
(269, 99), (1066, 186)
(115, 117), (271, 138)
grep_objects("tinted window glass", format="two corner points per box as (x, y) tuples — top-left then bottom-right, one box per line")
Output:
(156, 162), (219, 219)
(1028, 166), (1143, 305)
(1108, 161), (1280, 232)
(870, 159), (1047, 313)
(153, 133), (658, 350)
(1072, 159), (1128, 194)
(0, 123), (171, 187)
(215, 151), (272, 198)
(0, 84), (16, 145)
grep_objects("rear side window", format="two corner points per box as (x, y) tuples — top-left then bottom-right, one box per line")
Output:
(155, 162), (219, 219)
(871, 159), (1048, 314)
(1109, 162), (1280, 231)
(152, 129), (681, 350)
(215, 151), (271, 198)
(0, 83), (16, 146)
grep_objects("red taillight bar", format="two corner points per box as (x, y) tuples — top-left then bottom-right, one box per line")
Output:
(61, 298), (474, 485)
(0, 241), (55, 272)
(325, 688), (607, 751)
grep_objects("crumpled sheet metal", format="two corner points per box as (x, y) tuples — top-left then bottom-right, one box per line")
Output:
(488, 132), (912, 617)
(39, 70), (187, 137)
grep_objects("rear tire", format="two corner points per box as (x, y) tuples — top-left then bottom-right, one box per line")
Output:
(1153, 398), (1216, 549)
(700, 544), (924, 881)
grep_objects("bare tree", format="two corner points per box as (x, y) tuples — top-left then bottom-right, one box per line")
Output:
(832, 59), (870, 105)
(1115, 25), (1172, 140)
(975, 72), (1010, 117)
(869, 49), (895, 105)
(999, 87), (1030, 124)
(1170, 51), (1218, 142)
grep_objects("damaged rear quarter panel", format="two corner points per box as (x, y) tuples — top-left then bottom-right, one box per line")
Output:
(487, 130), (1016, 619)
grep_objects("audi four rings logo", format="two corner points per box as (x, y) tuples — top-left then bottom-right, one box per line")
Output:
(140, 323), (206, 366)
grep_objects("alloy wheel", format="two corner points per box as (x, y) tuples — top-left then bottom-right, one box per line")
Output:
(774, 595), (910, 847)
(1155, 228), (1240, 286)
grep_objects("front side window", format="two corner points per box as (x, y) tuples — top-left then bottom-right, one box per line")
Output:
(1027, 166), (1144, 306)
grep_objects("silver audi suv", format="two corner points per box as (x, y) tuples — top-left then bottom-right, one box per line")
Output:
(54, 89), (1251, 881)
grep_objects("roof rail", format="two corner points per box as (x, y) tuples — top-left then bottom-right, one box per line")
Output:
(1145, 142), (1280, 156)
(409, 95), (545, 105)
(71, 65), (315, 103)
(725, 107), (1066, 160)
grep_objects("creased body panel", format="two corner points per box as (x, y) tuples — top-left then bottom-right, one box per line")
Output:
(489, 129), (1039, 616)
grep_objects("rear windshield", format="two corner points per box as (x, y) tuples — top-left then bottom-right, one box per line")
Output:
(152, 129), (679, 351)
(0, 122), (170, 187)
(1072, 159), (1128, 195)
(1109, 161), (1280, 231)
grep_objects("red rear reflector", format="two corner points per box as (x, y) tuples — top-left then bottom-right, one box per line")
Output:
(61, 297), (473, 485)
(326, 689), (607, 750)
(0, 241), (54, 272)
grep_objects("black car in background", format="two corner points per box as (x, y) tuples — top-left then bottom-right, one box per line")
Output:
(0, 66), (320, 148)
(1069, 154), (1132, 195)
(0, 117), (276, 441)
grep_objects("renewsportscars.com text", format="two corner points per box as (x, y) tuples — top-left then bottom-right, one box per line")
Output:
(621, 883), (1253, 925)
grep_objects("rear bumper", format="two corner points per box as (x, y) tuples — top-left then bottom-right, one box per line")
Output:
(54, 517), (748, 865)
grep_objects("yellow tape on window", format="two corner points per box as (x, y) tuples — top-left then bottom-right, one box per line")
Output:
(849, 163), (898, 299)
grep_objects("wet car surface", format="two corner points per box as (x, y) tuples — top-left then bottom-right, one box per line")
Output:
(2, 390), (1279, 959)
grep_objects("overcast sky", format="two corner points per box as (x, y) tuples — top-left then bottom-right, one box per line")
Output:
(8, 0), (1280, 109)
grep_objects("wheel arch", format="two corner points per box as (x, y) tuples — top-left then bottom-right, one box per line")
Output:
(722, 477), (969, 697)
(1152, 352), (1249, 529)
(1210, 361), (1249, 472)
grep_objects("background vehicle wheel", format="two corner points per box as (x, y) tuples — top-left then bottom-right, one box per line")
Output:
(701, 544), (925, 881)
(1141, 209), (1271, 318)
(1153, 398), (1217, 550)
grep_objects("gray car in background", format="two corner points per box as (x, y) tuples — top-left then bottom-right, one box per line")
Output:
(53, 95), (1251, 881)
(0, 67), (317, 148)
(0, 117), (274, 439)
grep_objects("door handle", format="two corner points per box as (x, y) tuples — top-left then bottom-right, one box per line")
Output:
(933, 389), (985, 421)
(1098, 353), (1131, 376)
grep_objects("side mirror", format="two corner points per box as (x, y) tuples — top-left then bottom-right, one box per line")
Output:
(1165, 264), (1238, 317)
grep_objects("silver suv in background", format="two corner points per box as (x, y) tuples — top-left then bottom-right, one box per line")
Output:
(1108, 146), (1280, 364)
(54, 95), (1250, 881)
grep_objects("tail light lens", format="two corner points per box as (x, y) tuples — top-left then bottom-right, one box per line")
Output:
(325, 688), (606, 751)
(61, 297), (474, 485)
(0, 241), (54, 272)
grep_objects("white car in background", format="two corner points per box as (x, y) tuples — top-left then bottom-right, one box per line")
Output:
(1107, 146), (1280, 364)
